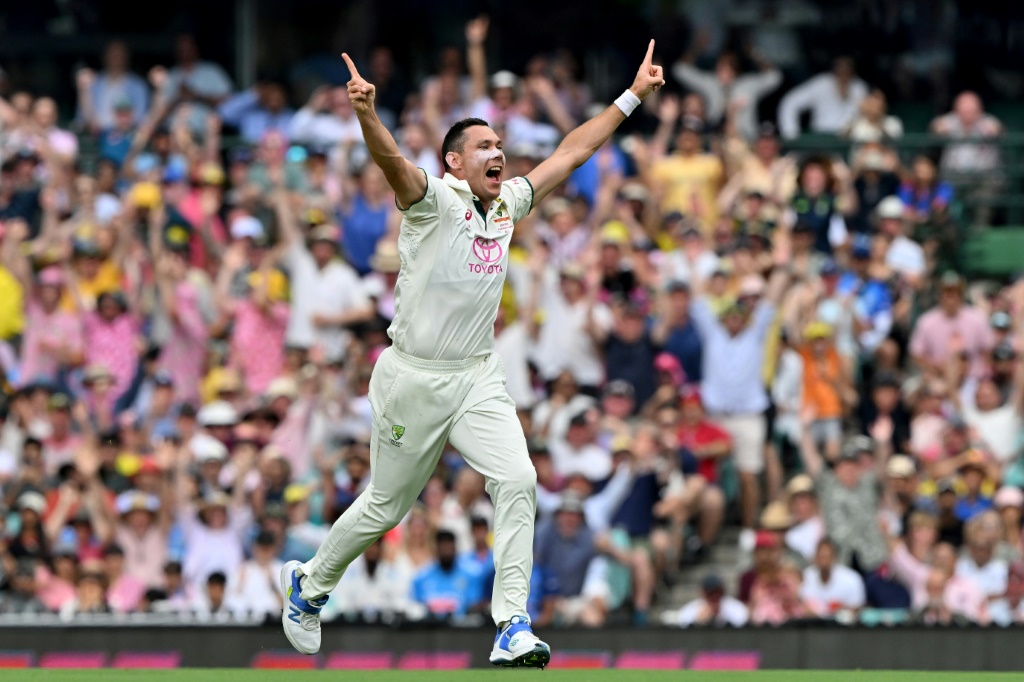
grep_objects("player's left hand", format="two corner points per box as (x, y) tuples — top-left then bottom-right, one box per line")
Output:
(629, 39), (665, 101)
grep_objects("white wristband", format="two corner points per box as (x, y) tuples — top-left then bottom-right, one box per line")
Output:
(614, 89), (641, 117)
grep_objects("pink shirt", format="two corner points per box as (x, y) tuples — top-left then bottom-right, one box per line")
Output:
(269, 397), (314, 479)
(231, 301), (289, 395)
(108, 574), (146, 613)
(178, 192), (227, 271)
(157, 281), (208, 404)
(83, 312), (140, 392)
(891, 543), (988, 622)
(909, 306), (994, 378)
(35, 567), (76, 612)
(116, 524), (168, 589)
(20, 300), (83, 386)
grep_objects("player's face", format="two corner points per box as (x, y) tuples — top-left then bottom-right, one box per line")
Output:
(451, 126), (505, 203)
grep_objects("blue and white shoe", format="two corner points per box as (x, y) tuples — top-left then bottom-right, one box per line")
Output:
(489, 615), (551, 668)
(280, 560), (329, 655)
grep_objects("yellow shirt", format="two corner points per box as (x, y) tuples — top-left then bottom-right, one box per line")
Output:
(651, 153), (723, 231)
(0, 265), (25, 339)
(61, 260), (123, 312)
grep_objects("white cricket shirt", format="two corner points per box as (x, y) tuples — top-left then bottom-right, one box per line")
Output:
(391, 171), (533, 361)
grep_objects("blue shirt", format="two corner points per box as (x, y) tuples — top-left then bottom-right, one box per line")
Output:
(955, 495), (993, 522)
(603, 329), (658, 409)
(663, 320), (703, 383)
(898, 181), (954, 215)
(527, 566), (560, 622)
(411, 561), (483, 616)
(341, 195), (389, 275)
(99, 129), (134, 166)
(218, 90), (295, 144)
(567, 146), (626, 206)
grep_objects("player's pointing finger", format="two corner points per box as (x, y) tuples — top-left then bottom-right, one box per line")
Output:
(341, 53), (361, 80)
(643, 39), (655, 66)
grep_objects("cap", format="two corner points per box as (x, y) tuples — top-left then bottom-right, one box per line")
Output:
(873, 370), (902, 389)
(209, 368), (243, 395)
(959, 449), (988, 473)
(197, 400), (239, 427)
(38, 266), (66, 287)
(666, 280), (691, 294)
(851, 233), (873, 259)
(757, 122), (778, 139)
(610, 434), (633, 454)
(759, 501), (793, 531)
(264, 376), (298, 401)
(680, 116), (704, 134)
(600, 220), (630, 246)
(886, 455), (916, 479)
(308, 224), (339, 244)
(191, 433), (228, 462)
(198, 162), (225, 186)
(937, 478), (957, 495)
(557, 490), (586, 514)
(603, 379), (635, 400)
(842, 435), (875, 460)
(370, 240), (401, 273)
(993, 342), (1017, 361)
(820, 258), (839, 277)
(876, 196), (905, 220)
(115, 491), (160, 515)
(543, 197), (573, 220)
(490, 70), (519, 90)
(654, 352), (685, 386)
(230, 215), (265, 241)
(995, 486), (1024, 509)
(619, 183), (650, 203)
(153, 372), (174, 388)
(947, 413), (969, 431)
(48, 392), (72, 411)
(16, 491), (46, 514)
(738, 274), (766, 298)
(991, 311), (1013, 331)
(785, 474), (815, 497)
(680, 384), (702, 406)
(754, 530), (781, 550)
(939, 271), (965, 290)
(163, 222), (192, 253)
(284, 483), (310, 505)
(52, 536), (79, 558)
(82, 364), (115, 385)
(199, 490), (231, 511)
(701, 574), (725, 593)
(559, 262), (586, 281)
(792, 221), (815, 234)
(804, 321), (833, 341)
(128, 181), (162, 210)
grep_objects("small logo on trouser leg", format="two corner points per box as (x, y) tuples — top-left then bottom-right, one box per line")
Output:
(390, 425), (405, 446)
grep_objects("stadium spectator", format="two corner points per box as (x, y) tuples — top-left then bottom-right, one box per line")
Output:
(411, 529), (483, 618)
(217, 74), (294, 145)
(154, 34), (233, 135)
(225, 530), (284, 618)
(325, 537), (412, 621)
(75, 41), (149, 133)
(777, 58), (868, 139)
(672, 573), (749, 627)
(800, 538), (866, 618)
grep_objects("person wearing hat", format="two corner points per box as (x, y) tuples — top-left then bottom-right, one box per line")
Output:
(364, 240), (402, 322)
(690, 237), (791, 552)
(717, 121), (796, 219)
(875, 196), (925, 287)
(648, 113), (723, 231)
(19, 266), (85, 388)
(784, 474), (823, 562)
(799, 321), (853, 461)
(112, 490), (167, 590)
(659, 217), (720, 288)
(673, 572), (749, 627)
(833, 234), (893, 355)
(954, 451), (996, 522)
(744, 530), (811, 625)
(81, 288), (139, 406)
(272, 190), (373, 365)
(798, 429), (888, 572)
(223, 529), (286, 618)
(910, 270), (993, 379)
(993, 486), (1024, 560)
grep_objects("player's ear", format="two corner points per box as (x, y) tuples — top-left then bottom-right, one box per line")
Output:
(446, 151), (461, 172)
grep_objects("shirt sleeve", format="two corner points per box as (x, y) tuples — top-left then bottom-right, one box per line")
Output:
(398, 170), (441, 221)
(503, 176), (535, 223)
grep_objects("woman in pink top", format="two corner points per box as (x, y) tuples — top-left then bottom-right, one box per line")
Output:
(216, 245), (290, 396)
(155, 252), (208, 405)
(20, 268), (84, 387)
(83, 291), (140, 398)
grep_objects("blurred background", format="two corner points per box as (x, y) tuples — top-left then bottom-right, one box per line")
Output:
(2, 0), (1024, 672)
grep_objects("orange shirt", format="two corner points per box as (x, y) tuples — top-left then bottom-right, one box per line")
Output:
(799, 345), (844, 419)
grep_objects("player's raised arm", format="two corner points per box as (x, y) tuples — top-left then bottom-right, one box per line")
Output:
(342, 53), (426, 208)
(525, 40), (665, 204)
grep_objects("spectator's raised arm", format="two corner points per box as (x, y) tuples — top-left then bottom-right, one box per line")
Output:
(465, 16), (490, 104)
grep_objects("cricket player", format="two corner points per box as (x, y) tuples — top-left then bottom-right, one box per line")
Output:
(281, 42), (665, 668)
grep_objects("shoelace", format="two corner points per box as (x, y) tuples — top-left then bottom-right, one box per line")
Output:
(298, 596), (328, 631)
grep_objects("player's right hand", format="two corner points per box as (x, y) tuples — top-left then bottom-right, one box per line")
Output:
(342, 53), (375, 115)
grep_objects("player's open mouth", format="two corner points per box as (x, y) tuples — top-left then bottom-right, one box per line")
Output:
(486, 166), (502, 183)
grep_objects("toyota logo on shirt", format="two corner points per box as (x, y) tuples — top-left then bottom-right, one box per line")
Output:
(472, 237), (504, 263)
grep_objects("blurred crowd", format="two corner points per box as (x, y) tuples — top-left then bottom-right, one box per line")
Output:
(0, 18), (1020, 629)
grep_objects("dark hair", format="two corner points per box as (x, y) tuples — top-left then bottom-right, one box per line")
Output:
(103, 544), (125, 558)
(441, 118), (490, 172)
(207, 571), (227, 586)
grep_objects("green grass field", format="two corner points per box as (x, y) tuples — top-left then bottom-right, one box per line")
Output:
(1, 672), (1021, 681)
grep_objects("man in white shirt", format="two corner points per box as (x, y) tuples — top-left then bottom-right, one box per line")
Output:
(691, 249), (790, 550)
(778, 57), (868, 139)
(226, 531), (284, 618)
(322, 538), (412, 621)
(800, 538), (866, 617)
(274, 199), (374, 363)
(288, 86), (364, 148)
(876, 196), (925, 288)
(549, 411), (613, 482)
(281, 44), (666, 668)
(674, 574), (749, 627)
(159, 34), (233, 134)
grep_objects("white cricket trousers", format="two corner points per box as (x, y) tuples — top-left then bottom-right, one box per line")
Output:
(299, 346), (537, 625)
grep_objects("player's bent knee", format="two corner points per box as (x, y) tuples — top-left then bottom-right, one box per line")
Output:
(500, 466), (537, 493)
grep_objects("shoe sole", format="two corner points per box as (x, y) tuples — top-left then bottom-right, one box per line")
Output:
(490, 644), (551, 669)
(280, 561), (318, 655)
